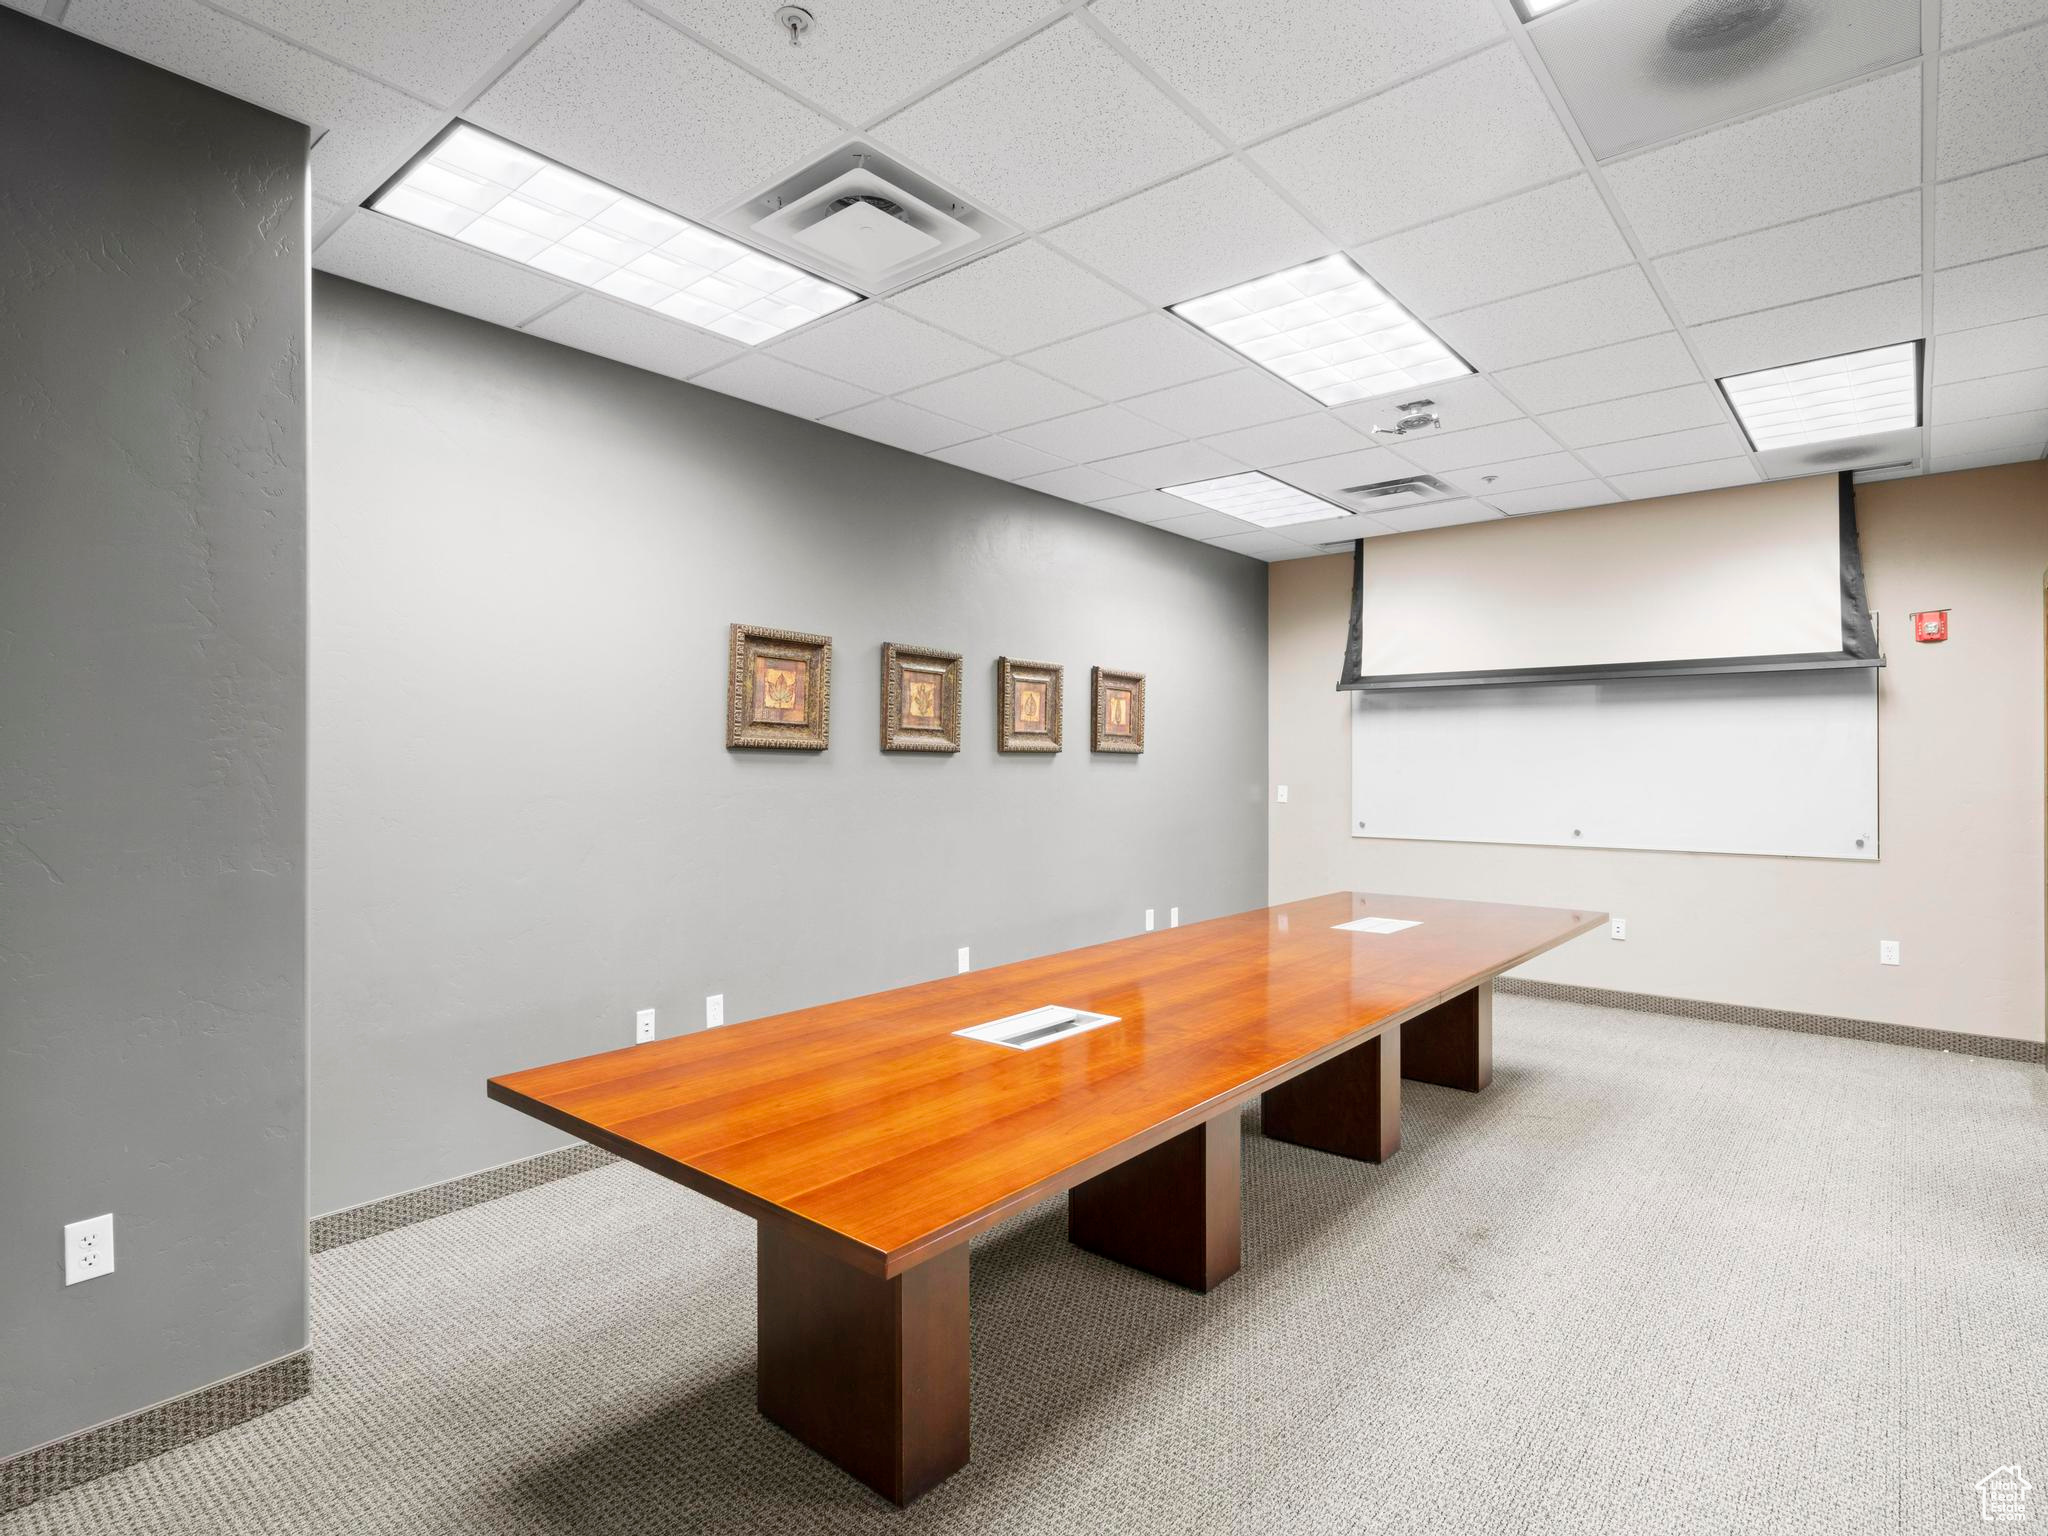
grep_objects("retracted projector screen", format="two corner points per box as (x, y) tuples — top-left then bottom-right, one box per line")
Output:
(1340, 473), (1881, 691)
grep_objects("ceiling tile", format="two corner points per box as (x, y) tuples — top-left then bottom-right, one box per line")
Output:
(1934, 315), (2048, 382)
(1202, 414), (1370, 469)
(1394, 418), (1561, 471)
(1274, 510), (1388, 543)
(1931, 444), (2046, 473)
(1018, 313), (1237, 399)
(313, 197), (343, 229)
(1433, 267), (1671, 372)
(1601, 67), (1921, 256)
(1089, 0), (1501, 143)
(1931, 411), (2048, 456)
(1202, 530), (1318, 561)
(1090, 490), (1204, 523)
(1439, 452), (1589, 495)
(1607, 457), (1761, 499)
(927, 435), (1069, 479)
(1941, 0), (2048, 48)
(1934, 155), (2048, 267)
(208, 0), (561, 106)
(690, 353), (878, 418)
(1017, 464), (1142, 502)
(869, 19), (1215, 228)
(1934, 247), (2048, 331)
(1373, 500), (1503, 533)
(469, 0), (838, 220)
(1579, 423), (1748, 476)
(1268, 447), (1421, 495)
(1937, 24), (2048, 179)
(1354, 178), (1633, 318)
(1492, 333), (1703, 414)
(1124, 369), (1317, 437)
(767, 305), (995, 394)
(314, 212), (569, 325)
(645, 0), (1058, 122)
(888, 241), (1142, 355)
(3, 1), (44, 13)
(1687, 278), (1923, 377)
(522, 293), (742, 382)
(69, 0), (444, 204)
(1042, 159), (1328, 308)
(1249, 46), (1579, 245)
(821, 398), (980, 453)
(1149, 509), (1256, 540)
(1540, 384), (1727, 448)
(1005, 406), (1180, 462)
(1653, 193), (1923, 326)
(1329, 373), (1526, 436)
(1485, 479), (1621, 515)
(899, 361), (1095, 432)
(1089, 442), (1245, 488)
(1932, 367), (2048, 422)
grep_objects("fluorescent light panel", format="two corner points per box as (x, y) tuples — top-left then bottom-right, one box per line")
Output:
(1163, 472), (1353, 529)
(1719, 342), (1921, 452)
(1169, 254), (1471, 407)
(371, 124), (859, 345)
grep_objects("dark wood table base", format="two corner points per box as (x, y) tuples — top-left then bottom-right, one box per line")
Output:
(1401, 981), (1493, 1092)
(1068, 1112), (1242, 1292)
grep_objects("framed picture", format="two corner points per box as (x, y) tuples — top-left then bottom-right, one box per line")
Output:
(881, 642), (962, 753)
(1091, 667), (1145, 754)
(727, 624), (831, 750)
(997, 657), (1062, 753)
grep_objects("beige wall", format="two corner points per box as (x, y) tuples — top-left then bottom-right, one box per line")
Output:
(1269, 462), (2048, 1043)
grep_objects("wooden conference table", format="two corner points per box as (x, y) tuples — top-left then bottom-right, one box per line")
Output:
(487, 892), (1602, 1504)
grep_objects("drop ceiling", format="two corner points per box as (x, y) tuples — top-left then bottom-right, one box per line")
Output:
(36, 0), (2048, 561)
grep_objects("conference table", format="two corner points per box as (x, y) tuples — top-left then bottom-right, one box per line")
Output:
(487, 891), (1602, 1504)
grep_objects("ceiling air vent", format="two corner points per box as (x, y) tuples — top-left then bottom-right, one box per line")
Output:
(724, 140), (1020, 296)
(1337, 475), (1457, 509)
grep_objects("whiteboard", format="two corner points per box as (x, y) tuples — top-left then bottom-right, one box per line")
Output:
(1351, 668), (1878, 860)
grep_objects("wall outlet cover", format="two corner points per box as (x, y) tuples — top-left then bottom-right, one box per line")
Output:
(705, 993), (725, 1028)
(1144, 909), (1155, 932)
(1276, 785), (1289, 803)
(635, 1007), (656, 1043)
(1610, 918), (1627, 940)
(957, 946), (971, 974)
(1169, 907), (1180, 927)
(65, 1213), (115, 1286)
(1880, 940), (1901, 966)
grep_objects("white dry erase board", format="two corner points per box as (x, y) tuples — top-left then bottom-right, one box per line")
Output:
(1351, 666), (1878, 860)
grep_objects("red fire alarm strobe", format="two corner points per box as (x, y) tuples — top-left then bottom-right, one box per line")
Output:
(1912, 610), (1949, 643)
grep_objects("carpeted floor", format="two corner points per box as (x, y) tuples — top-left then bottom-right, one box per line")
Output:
(8, 995), (2045, 1535)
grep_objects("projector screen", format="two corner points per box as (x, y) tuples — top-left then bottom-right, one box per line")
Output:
(1341, 474), (1878, 688)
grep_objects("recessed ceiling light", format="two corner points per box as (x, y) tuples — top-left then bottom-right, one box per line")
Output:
(1162, 472), (1354, 529)
(370, 124), (860, 345)
(1169, 255), (1471, 408)
(1718, 341), (1922, 453)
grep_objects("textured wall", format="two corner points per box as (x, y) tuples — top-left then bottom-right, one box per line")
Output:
(1269, 462), (2048, 1045)
(309, 277), (1269, 1215)
(0, 14), (309, 1458)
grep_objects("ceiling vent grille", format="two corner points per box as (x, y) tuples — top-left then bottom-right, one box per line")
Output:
(724, 140), (1020, 296)
(1337, 475), (1457, 509)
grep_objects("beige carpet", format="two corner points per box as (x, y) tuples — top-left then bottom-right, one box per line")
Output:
(8, 995), (2045, 1535)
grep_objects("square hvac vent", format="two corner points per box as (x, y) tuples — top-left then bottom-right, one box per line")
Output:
(1338, 474), (1458, 509)
(1528, 0), (1921, 159)
(724, 141), (1021, 296)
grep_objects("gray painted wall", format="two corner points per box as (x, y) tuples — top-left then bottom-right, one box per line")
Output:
(0, 14), (308, 1459)
(310, 277), (1268, 1215)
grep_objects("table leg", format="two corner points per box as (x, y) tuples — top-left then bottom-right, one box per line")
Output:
(1260, 1027), (1401, 1163)
(1067, 1111), (1241, 1292)
(756, 1226), (969, 1506)
(1401, 981), (1493, 1092)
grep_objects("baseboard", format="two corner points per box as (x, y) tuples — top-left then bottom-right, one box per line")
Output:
(1496, 977), (2045, 1064)
(310, 1142), (616, 1253)
(1, 1351), (310, 1513)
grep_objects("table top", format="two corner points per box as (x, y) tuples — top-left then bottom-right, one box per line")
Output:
(487, 892), (1602, 1276)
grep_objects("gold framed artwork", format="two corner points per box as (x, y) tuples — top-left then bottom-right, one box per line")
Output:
(727, 624), (831, 750)
(997, 657), (1062, 753)
(881, 642), (962, 753)
(1091, 667), (1145, 754)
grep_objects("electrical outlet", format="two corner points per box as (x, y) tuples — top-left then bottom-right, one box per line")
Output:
(1276, 784), (1289, 803)
(1610, 918), (1627, 941)
(1144, 909), (1155, 932)
(65, 1214), (114, 1286)
(705, 993), (725, 1028)
(1880, 940), (1901, 966)
(957, 946), (970, 974)
(1169, 907), (1180, 928)
(635, 1008), (656, 1044)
